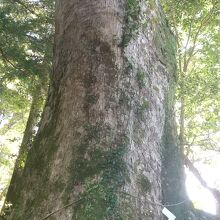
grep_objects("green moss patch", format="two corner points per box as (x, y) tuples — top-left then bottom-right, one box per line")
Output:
(122, 0), (140, 47)
(68, 131), (130, 219)
(137, 174), (151, 193)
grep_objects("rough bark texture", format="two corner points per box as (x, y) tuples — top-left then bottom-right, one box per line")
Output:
(3, 0), (220, 220)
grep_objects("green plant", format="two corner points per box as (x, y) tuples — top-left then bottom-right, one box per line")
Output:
(122, 0), (140, 47)
(137, 69), (146, 88)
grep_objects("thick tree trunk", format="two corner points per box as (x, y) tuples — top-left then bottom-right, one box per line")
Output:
(3, 0), (213, 220)
(5, 0), (180, 219)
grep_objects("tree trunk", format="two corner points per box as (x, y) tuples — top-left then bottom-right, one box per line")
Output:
(3, 0), (218, 220)
(0, 84), (45, 218)
(4, 0), (181, 219)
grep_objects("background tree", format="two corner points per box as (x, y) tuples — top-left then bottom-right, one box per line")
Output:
(0, 0), (54, 211)
(161, 0), (220, 213)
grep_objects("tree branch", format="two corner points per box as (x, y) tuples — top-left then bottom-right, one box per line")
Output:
(0, 46), (28, 75)
(185, 4), (218, 71)
(183, 10), (198, 72)
(13, 0), (38, 16)
(184, 155), (220, 211)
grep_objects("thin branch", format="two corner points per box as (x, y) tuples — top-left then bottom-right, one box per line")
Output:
(13, 0), (38, 16)
(184, 155), (220, 205)
(185, 4), (218, 71)
(0, 46), (28, 75)
(183, 10), (198, 72)
(0, 47), (18, 70)
(184, 156), (207, 187)
(185, 136), (196, 156)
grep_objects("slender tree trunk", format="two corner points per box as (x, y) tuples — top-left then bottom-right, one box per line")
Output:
(1, 84), (45, 218)
(179, 73), (185, 155)
(4, 0), (188, 219)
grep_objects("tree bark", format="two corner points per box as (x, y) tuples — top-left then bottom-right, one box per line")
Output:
(3, 0), (218, 220)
